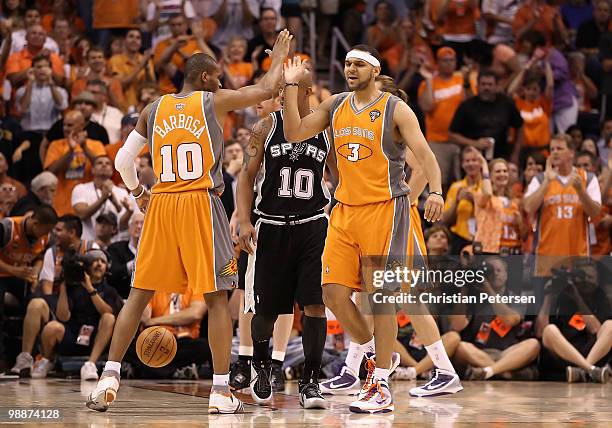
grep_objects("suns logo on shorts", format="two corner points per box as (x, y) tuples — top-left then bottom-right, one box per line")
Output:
(175, 103), (185, 111)
(369, 109), (381, 122)
(220, 257), (238, 276)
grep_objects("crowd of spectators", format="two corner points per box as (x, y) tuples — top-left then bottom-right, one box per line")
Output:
(0, 0), (610, 385)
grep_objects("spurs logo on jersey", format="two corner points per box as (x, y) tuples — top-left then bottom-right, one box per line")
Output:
(147, 91), (225, 194)
(329, 91), (409, 206)
(254, 110), (330, 217)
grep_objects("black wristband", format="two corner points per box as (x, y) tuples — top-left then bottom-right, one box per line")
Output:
(430, 191), (443, 197)
(285, 83), (299, 87)
(88, 289), (98, 297)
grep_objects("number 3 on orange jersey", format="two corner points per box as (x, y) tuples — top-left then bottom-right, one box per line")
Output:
(160, 143), (204, 182)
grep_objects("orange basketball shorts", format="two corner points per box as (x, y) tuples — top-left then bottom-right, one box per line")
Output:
(322, 196), (427, 291)
(132, 190), (238, 295)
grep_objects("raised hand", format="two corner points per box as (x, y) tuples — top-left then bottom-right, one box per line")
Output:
(270, 29), (293, 64)
(544, 156), (557, 181)
(283, 55), (307, 84)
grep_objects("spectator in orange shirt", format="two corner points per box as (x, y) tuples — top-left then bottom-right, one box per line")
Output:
(108, 30), (155, 111)
(508, 55), (554, 165)
(386, 16), (434, 77)
(512, 0), (568, 48)
(71, 46), (127, 113)
(6, 7), (59, 56)
(367, 1), (401, 69)
(419, 46), (466, 189)
(6, 24), (65, 89)
(434, 0), (480, 65)
(43, 110), (106, 215)
(0, 152), (26, 199)
(221, 35), (254, 89)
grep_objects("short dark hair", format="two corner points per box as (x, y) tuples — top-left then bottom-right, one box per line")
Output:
(424, 224), (451, 242)
(350, 44), (382, 63)
(93, 155), (112, 165)
(32, 54), (51, 67)
(260, 7), (278, 18)
(87, 46), (105, 58)
(527, 151), (547, 168)
(184, 53), (217, 82)
(523, 70), (542, 88)
(478, 68), (498, 83)
(58, 214), (83, 238)
(520, 30), (547, 48)
(87, 78), (108, 93)
(32, 204), (58, 226)
(576, 150), (596, 163)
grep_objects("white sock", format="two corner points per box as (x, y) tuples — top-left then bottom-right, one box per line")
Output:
(483, 366), (494, 379)
(361, 337), (376, 354)
(344, 341), (363, 375)
(213, 373), (229, 387)
(425, 340), (456, 373)
(373, 367), (390, 381)
(271, 350), (285, 362)
(239, 346), (253, 357)
(103, 361), (122, 374)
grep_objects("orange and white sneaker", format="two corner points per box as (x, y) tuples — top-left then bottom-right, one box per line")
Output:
(208, 387), (244, 414)
(86, 370), (120, 412)
(358, 352), (400, 400)
(349, 379), (394, 414)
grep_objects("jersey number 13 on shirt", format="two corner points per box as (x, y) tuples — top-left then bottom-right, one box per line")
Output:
(160, 143), (204, 182)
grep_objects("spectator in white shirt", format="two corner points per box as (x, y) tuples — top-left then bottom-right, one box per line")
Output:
(15, 54), (68, 132)
(87, 79), (124, 144)
(71, 155), (133, 241)
(6, 7), (59, 55)
(147, 0), (197, 47)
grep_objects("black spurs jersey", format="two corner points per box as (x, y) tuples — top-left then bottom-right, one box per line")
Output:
(254, 110), (330, 217)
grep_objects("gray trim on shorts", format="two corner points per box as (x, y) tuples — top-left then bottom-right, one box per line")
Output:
(210, 191), (238, 291)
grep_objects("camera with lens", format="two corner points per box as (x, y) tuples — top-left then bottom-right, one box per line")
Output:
(550, 267), (586, 293)
(61, 250), (95, 287)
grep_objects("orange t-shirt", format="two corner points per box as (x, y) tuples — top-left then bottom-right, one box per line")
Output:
(418, 72), (465, 142)
(0, 216), (49, 277)
(42, 14), (86, 34)
(437, 0), (480, 36)
(153, 37), (201, 94)
(148, 288), (204, 339)
(226, 62), (254, 88)
(512, 4), (561, 46)
(6, 49), (65, 80)
(93, 0), (139, 29)
(43, 138), (106, 215)
(499, 198), (521, 249)
(514, 95), (551, 148)
(71, 75), (127, 112)
(106, 141), (149, 185)
(108, 53), (155, 108)
(383, 42), (434, 76)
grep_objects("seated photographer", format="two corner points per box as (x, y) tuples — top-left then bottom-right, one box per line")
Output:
(0, 205), (58, 373)
(107, 212), (144, 299)
(452, 257), (541, 380)
(126, 288), (211, 379)
(536, 261), (612, 383)
(31, 249), (123, 380)
(11, 215), (98, 376)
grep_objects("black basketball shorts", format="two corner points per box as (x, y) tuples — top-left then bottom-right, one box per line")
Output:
(244, 216), (327, 316)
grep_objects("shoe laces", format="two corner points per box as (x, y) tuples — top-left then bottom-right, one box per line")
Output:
(362, 380), (385, 401)
(255, 365), (271, 393)
(363, 357), (376, 390)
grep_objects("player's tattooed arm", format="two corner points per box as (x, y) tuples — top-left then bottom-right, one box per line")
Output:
(236, 116), (272, 254)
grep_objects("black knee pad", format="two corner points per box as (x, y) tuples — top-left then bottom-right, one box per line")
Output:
(251, 314), (277, 343)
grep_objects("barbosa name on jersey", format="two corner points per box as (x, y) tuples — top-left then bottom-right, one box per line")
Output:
(270, 142), (326, 163)
(154, 114), (206, 139)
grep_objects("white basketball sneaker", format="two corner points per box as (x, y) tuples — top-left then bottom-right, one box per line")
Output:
(208, 387), (244, 414)
(358, 352), (401, 400)
(349, 378), (394, 414)
(86, 370), (120, 412)
(409, 368), (463, 397)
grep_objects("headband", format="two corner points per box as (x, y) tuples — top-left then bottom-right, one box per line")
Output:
(345, 50), (380, 67)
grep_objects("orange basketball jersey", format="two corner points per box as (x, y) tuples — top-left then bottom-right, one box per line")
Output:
(148, 92), (225, 194)
(0, 216), (48, 278)
(329, 91), (409, 206)
(534, 169), (592, 275)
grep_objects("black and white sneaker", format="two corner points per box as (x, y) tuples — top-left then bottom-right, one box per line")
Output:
(229, 359), (251, 391)
(250, 361), (272, 405)
(409, 368), (463, 397)
(271, 360), (285, 392)
(299, 382), (327, 409)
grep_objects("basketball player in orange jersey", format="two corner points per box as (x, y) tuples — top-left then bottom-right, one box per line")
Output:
(283, 47), (462, 414)
(86, 30), (293, 414)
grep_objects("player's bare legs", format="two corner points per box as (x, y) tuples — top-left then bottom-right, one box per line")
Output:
(86, 288), (154, 411)
(373, 315), (397, 371)
(323, 284), (373, 344)
(204, 290), (233, 374)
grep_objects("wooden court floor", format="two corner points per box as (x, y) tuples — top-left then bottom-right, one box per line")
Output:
(0, 378), (610, 427)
